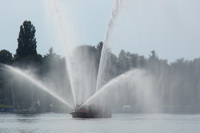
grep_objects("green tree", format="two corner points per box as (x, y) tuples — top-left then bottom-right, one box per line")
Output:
(149, 50), (158, 61)
(16, 20), (37, 58)
(96, 42), (103, 53)
(118, 50), (129, 73)
(0, 49), (13, 64)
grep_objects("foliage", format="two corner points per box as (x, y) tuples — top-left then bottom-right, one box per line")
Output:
(0, 104), (13, 109)
(16, 20), (37, 59)
(0, 49), (13, 64)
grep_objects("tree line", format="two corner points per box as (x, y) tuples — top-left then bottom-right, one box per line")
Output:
(0, 20), (200, 113)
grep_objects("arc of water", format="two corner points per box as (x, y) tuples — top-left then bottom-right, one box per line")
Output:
(4, 65), (74, 110)
(95, 0), (126, 92)
(82, 69), (144, 108)
(44, 0), (77, 106)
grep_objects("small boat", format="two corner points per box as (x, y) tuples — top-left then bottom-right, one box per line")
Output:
(0, 107), (15, 113)
(0, 105), (16, 113)
(70, 105), (111, 118)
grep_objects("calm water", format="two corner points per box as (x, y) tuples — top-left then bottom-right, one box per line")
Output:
(0, 113), (200, 133)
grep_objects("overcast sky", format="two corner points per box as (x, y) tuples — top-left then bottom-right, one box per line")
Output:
(0, 0), (200, 62)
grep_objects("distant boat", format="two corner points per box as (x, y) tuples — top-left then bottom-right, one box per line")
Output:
(0, 107), (15, 113)
(0, 105), (16, 113)
(70, 105), (111, 118)
(15, 104), (39, 114)
(15, 109), (37, 114)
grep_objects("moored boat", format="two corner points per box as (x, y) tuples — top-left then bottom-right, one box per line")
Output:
(70, 105), (111, 118)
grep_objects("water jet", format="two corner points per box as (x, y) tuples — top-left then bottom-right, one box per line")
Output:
(3, 65), (74, 110)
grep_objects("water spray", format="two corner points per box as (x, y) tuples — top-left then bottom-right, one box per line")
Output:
(44, 0), (77, 106)
(4, 65), (74, 110)
(95, 0), (127, 92)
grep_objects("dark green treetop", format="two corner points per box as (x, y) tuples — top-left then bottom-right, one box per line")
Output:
(96, 42), (103, 53)
(0, 49), (13, 64)
(16, 20), (37, 58)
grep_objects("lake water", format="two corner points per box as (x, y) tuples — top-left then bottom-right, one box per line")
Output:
(0, 113), (200, 133)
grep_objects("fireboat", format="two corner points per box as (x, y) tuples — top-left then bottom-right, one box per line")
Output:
(70, 105), (111, 118)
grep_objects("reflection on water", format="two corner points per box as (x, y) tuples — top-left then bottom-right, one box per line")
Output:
(0, 113), (200, 133)
(16, 114), (39, 123)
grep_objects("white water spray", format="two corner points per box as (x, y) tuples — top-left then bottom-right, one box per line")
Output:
(96, 0), (128, 92)
(44, 0), (77, 106)
(4, 65), (73, 109)
(82, 69), (156, 111)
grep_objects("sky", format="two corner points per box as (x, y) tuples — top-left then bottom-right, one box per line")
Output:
(0, 0), (200, 62)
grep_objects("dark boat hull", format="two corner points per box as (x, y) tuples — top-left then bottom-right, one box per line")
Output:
(70, 111), (111, 118)
(70, 112), (94, 118)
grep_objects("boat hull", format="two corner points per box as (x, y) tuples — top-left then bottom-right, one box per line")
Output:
(70, 111), (111, 118)
(70, 112), (94, 118)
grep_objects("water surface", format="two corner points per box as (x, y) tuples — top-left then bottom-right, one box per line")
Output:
(0, 113), (200, 133)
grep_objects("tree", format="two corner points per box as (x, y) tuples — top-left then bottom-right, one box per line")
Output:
(118, 50), (129, 73)
(0, 50), (13, 105)
(149, 50), (158, 61)
(0, 49), (13, 64)
(95, 42), (103, 67)
(96, 42), (103, 53)
(16, 20), (37, 58)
